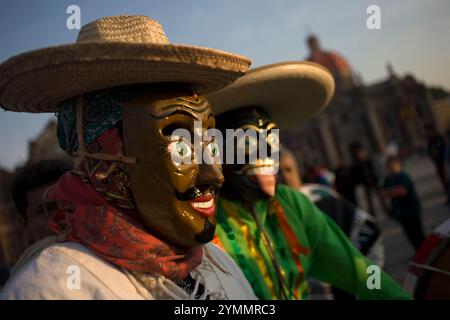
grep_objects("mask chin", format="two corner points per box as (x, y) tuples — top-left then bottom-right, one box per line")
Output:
(248, 173), (277, 197)
(194, 219), (216, 244)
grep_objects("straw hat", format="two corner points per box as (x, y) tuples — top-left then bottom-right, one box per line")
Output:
(0, 15), (251, 113)
(207, 61), (335, 128)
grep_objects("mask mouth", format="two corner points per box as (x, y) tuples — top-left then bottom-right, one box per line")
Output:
(239, 162), (277, 197)
(175, 185), (218, 218)
(190, 195), (215, 218)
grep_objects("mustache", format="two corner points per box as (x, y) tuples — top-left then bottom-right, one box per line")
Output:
(175, 184), (220, 201)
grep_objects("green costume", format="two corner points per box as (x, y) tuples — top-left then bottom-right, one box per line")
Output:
(216, 184), (411, 300)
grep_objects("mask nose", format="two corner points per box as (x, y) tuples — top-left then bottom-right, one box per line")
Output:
(197, 162), (224, 186)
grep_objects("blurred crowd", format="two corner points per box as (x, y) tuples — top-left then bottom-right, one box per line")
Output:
(283, 124), (450, 252)
(277, 125), (450, 299)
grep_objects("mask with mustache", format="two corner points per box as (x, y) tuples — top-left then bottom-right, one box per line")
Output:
(58, 84), (224, 249)
(122, 86), (224, 248)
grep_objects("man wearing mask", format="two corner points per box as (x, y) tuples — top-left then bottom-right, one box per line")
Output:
(0, 15), (255, 300)
(207, 61), (411, 300)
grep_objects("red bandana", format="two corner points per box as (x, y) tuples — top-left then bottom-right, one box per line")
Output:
(49, 126), (203, 282)
(50, 173), (203, 282)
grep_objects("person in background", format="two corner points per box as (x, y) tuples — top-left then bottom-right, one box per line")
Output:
(11, 159), (72, 243)
(279, 148), (384, 300)
(385, 139), (399, 157)
(372, 143), (388, 187)
(308, 165), (335, 188)
(1, 159), (72, 287)
(351, 145), (378, 215)
(334, 159), (357, 205)
(380, 156), (426, 251)
(425, 125), (448, 199)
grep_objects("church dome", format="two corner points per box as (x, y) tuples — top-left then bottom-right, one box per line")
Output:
(306, 35), (353, 86)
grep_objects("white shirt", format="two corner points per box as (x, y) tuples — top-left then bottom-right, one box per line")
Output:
(0, 241), (257, 300)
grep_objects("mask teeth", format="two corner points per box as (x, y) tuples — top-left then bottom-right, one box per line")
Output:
(191, 198), (214, 209)
(246, 166), (275, 175)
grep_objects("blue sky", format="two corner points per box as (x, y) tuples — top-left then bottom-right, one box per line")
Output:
(0, 0), (449, 170)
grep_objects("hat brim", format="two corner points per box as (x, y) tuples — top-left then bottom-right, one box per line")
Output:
(206, 61), (334, 128)
(0, 42), (251, 113)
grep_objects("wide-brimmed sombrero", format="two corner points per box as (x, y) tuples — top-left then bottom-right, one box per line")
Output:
(0, 15), (251, 113)
(207, 61), (335, 128)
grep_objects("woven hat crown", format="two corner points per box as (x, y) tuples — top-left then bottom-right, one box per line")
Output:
(76, 15), (169, 44)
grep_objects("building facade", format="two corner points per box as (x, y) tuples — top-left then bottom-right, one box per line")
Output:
(282, 36), (440, 172)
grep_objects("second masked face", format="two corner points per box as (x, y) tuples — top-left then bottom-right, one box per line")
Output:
(217, 107), (280, 203)
(122, 89), (224, 248)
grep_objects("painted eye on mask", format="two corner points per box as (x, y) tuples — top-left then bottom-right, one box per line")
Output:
(205, 141), (221, 164)
(267, 132), (280, 152)
(168, 138), (193, 165)
(208, 141), (220, 158)
(236, 135), (258, 155)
